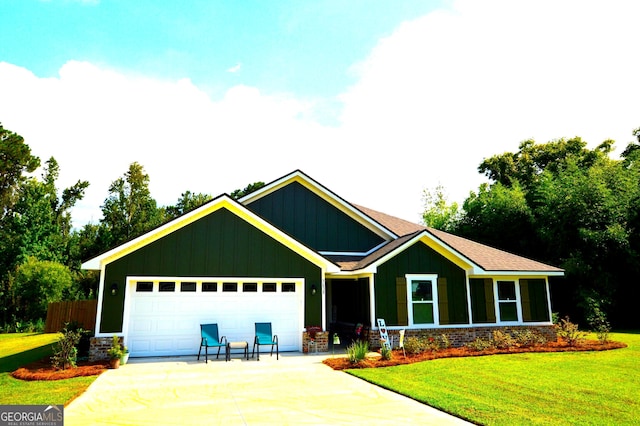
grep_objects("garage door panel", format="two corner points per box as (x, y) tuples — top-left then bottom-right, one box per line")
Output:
(126, 279), (302, 357)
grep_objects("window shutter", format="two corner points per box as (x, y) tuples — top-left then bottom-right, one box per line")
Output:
(520, 280), (532, 321)
(437, 277), (449, 325)
(484, 279), (496, 322)
(396, 277), (408, 326)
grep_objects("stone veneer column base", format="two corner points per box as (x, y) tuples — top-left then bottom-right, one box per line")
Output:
(302, 331), (328, 353)
(89, 336), (123, 362)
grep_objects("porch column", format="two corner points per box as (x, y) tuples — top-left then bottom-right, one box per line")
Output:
(368, 273), (376, 330)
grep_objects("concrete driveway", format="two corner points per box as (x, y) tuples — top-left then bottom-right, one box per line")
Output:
(65, 352), (471, 425)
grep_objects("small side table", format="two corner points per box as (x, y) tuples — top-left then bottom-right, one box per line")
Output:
(226, 341), (249, 361)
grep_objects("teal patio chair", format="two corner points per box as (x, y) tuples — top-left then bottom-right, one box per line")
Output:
(198, 323), (227, 362)
(252, 322), (278, 361)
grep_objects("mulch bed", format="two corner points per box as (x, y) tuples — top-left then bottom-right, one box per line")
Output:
(322, 339), (628, 370)
(11, 357), (110, 381)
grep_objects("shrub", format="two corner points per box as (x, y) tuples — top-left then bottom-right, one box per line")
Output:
(584, 297), (611, 344)
(492, 330), (516, 349)
(51, 325), (83, 370)
(555, 316), (587, 346)
(512, 328), (547, 347)
(466, 337), (494, 352)
(380, 344), (393, 360)
(346, 340), (369, 363)
(438, 334), (451, 350)
(404, 336), (425, 355)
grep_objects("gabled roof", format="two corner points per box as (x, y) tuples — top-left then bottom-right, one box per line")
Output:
(239, 170), (398, 243)
(81, 194), (340, 273)
(350, 205), (564, 275)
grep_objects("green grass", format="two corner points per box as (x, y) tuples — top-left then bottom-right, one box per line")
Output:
(0, 332), (99, 406)
(348, 331), (640, 425)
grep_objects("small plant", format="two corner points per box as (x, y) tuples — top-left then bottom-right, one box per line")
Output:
(555, 316), (587, 347)
(465, 337), (494, 352)
(346, 340), (369, 363)
(438, 334), (451, 350)
(491, 330), (516, 349)
(107, 335), (124, 360)
(380, 344), (393, 360)
(584, 298), (611, 344)
(51, 325), (84, 370)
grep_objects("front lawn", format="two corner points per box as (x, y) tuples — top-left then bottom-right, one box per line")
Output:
(0, 333), (100, 406)
(348, 332), (640, 425)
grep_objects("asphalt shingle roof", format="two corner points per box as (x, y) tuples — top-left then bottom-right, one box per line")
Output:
(353, 205), (563, 273)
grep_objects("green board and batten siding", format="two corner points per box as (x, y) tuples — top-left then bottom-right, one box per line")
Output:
(100, 208), (322, 333)
(375, 242), (469, 326)
(469, 278), (550, 323)
(245, 181), (385, 252)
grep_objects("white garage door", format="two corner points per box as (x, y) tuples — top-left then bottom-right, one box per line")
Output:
(124, 278), (304, 357)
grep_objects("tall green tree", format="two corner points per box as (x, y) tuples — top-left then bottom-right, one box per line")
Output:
(454, 129), (640, 327)
(100, 162), (161, 247)
(12, 257), (73, 321)
(163, 191), (212, 220)
(0, 123), (40, 221)
(230, 181), (265, 199)
(421, 185), (460, 232)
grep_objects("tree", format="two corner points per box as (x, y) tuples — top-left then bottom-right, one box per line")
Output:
(12, 257), (73, 321)
(421, 185), (460, 232)
(230, 181), (265, 199)
(100, 162), (161, 246)
(0, 123), (40, 220)
(461, 129), (640, 327)
(163, 191), (212, 220)
(456, 181), (537, 257)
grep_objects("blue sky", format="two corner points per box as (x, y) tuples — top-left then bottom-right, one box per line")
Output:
(1, 0), (639, 227)
(2, 0), (439, 120)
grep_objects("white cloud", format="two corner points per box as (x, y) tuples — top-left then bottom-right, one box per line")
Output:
(226, 63), (242, 73)
(1, 0), (639, 229)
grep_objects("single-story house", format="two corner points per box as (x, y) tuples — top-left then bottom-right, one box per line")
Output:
(82, 170), (563, 358)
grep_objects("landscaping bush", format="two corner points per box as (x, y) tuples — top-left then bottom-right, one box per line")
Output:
(403, 336), (425, 355)
(584, 297), (611, 344)
(346, 340), (369, 363)
(555, 316), (587, 346)
(512, 328), (547, 347)
(51, 325), (84, 370)
(466, 337), (494, 352)
(492, 330), (516, 349)
(438, 333), (451, 350)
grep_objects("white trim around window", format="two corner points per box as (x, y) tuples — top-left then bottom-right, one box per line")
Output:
(406, 274), (439, 327)
(494, 279), (523, 324)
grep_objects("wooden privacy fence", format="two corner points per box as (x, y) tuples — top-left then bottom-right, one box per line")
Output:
(45, 300), (98, 333)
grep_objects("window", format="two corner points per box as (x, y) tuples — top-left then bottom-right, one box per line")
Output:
(223, 282), (238, 292)
(497, 281), (518, 321)
(243, 282), (257, 292)
(262, 283), (277, 292)
(136, 282), (153, 292)
(159, 282), (175, 292)
(407, 275), (438, 325)
(282, 283), (295, 292)
(180, 282), (196, 292)
(202, 282), (217, 292)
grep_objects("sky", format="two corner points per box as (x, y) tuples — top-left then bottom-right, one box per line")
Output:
(1, 0), (639, 229)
